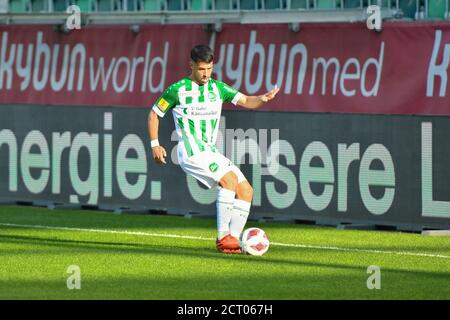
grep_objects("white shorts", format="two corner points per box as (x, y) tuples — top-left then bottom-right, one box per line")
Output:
(179, 150), (247, 189)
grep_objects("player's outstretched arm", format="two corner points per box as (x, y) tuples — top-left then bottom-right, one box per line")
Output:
(148, 110), (167, 165)
(237, 86), (280, 109)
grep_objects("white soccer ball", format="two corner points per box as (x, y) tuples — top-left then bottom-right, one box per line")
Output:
(240, 227), (270, 256)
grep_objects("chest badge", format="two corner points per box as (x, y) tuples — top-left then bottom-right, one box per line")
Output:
(208, 92), (217, 102)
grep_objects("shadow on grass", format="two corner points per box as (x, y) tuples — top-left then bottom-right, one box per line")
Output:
(1, 234), (450, 282)
(2, 207), (450, 256)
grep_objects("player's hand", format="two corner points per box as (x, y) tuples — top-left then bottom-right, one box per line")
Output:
(260, 86), (280, 102)
(152, 146), (167, 165)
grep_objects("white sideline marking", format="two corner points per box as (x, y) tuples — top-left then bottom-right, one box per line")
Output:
(0, 223), (213, 241)
(0, 222), (449, 260)
(269, 242), (450, 260)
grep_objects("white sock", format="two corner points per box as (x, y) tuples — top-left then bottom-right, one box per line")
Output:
(230, 199), (251, 239)
(216, 188), (236, 240)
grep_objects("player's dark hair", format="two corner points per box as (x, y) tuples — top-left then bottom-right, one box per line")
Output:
(190, 45), (214, 63)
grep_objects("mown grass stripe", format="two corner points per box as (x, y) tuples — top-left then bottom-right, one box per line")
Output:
(1, 222), (449, 260)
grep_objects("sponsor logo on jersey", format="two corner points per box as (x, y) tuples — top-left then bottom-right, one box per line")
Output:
(209, 162), (219, 173)
(179, 91), (200, 98)
(157, 98), (170, 112)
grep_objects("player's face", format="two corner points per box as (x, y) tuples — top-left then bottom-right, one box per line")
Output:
(190, 61), (213, 85)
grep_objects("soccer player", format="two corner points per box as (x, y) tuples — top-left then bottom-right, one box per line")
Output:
(148, 45), (279, 253)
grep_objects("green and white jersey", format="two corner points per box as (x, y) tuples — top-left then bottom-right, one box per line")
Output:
(152, 77), (242, 158)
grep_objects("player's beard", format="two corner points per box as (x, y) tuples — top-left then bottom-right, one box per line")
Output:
(191, 73), (209, 85)
(200, 76), (209, 84)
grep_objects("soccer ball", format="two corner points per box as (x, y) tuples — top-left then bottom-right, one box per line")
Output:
(240, 227), (270, 256)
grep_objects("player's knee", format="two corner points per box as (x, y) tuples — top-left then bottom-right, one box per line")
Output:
(219, 171), (238, 192)
(237, 182), (253, 202)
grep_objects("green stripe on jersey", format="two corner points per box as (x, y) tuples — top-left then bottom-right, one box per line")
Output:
(185, 80), (192, 91)
(198, 85), (205, 103)
(189, 119), (205, 152)
(185, 80), (193, 104)
(177, 118), (194, 157)
(211, 119), (218, 131)
(200, 120), (207, 143)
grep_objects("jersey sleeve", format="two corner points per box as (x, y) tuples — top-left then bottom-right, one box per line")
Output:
(152, 84), (178, 117)
(216, 81), (243, 105)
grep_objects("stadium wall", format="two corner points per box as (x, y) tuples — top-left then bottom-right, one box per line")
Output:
(1, 22), (450, 230)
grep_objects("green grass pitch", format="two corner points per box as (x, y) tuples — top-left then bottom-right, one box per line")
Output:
(0, 205), (449, 300)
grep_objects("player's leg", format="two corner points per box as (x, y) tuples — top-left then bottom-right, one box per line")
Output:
(216, 160), (252, 245)
(215, 170), (242, 253)
(235, 180), (253, 202)
(216, 171), (238, 240)
(229, 176), (253, 240)
(177, 151), (241, 252)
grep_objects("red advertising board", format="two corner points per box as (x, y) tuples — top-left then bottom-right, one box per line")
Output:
(0, 22), (449, 115)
